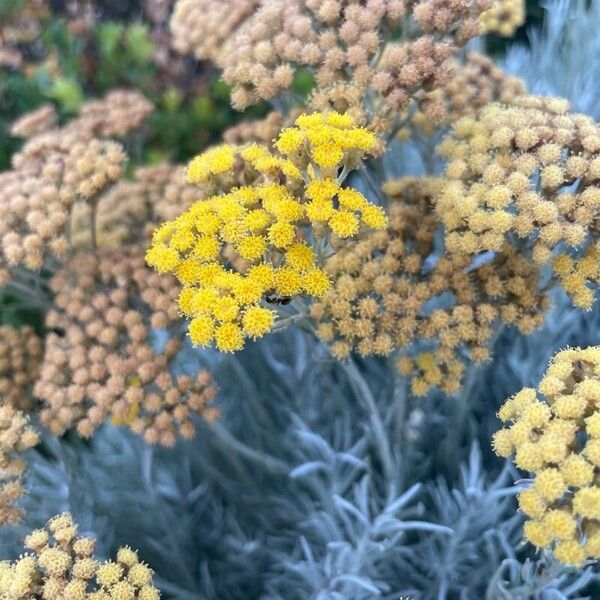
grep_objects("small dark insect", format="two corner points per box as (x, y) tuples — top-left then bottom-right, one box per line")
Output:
(573, 359), (585, 382)
(536, 562), (545, 576)
(265, 291), (292, 305)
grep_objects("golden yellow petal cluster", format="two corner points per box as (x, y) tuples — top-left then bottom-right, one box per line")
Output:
(494, 347), (600, 565)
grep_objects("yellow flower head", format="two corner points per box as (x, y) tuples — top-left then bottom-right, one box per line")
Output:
(494, 346), (600, 564)
(147, 111), (388, 353)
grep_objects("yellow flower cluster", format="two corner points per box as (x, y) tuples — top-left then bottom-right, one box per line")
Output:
(146, 112), (387, 352)
(480, 0), (525, 37)
(493, 347), (600, 566)
(311, 177), (548, 395)
(0, 513), (161, 599)
(436, 96), (600, 309)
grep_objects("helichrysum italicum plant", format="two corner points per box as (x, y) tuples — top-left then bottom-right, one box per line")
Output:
(146, 111), (387, 352)
(0, 513), (160, 599)
(493, 346), (600, 566)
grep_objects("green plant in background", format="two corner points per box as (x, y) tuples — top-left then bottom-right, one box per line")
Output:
(0, 1), (267, 171)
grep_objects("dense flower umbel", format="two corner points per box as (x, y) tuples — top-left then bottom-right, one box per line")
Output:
(218, 0), (490, 116)
(0, 403), (38, 525)
(0, 90), (152, 282)
(0, 325), (43, 411)
(146, 112), (387, 352)
(399, 52), (526, 137)
(493, 347), (600, 566)
(480, 0), (525, 37)
(170, 0), (260, 63)
(169, 0), (491, 122)
(0, 513), (161, 599)
(36, 248), (218, 446)
(436, 96), (600, 310)
(311, 177), (547, 394)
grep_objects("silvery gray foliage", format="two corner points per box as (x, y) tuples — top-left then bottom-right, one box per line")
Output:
(2, 299), (600, 599)
(503, 0), (600, 118)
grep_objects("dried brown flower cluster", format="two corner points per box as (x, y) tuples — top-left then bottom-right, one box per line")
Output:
(236, 0), (489, 113)
(10, 104), (58, 139)
(0, 403), (39, 525)
(0, 90), (153, 284)
(436, 96), (600, 309)
(0, 513), (161, 598)
(170, 0), (261, 63)
(311, 177), (548, 395)
(480, 0), (525, 37)
(35, 248), (218, 445)
(0, 135), (124, 278)
(70, 163), (198, 251)
(0, 325), (43, 411)
(170, 0), (491, 115)
(402, 52), (526, 137)
(74, 90), (154, 139)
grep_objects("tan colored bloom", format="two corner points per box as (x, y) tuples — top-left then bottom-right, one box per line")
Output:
(312, 177), (547, 394)
(0, 402), (39, 525)
(436, 96), (600, 309)
(35, 248), (218, 446)
(0, 325), (43, 411)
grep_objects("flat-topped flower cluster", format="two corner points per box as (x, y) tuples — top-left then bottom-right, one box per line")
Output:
(146, 112), (387, 351)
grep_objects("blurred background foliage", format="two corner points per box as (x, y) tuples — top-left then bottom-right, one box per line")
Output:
(0, 0), (272, 171)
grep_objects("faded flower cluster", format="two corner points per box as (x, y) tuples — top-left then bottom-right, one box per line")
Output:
(36, 248), (218, 446)
(0, 403), (38, 525)
(171, 0), (493, 123)
(0, 325), (43, 411)
(312, 177), (546, 395)
(436, 97), (600, 310)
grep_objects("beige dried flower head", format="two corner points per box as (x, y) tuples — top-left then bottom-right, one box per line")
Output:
(311, 176), (548, 395)
(493, 346), (600, 566)
(0, 325), (43, 411)
(36, 248), (218, 446)
(436, 95), (600, 310)
(70, 163), (199, 251)
(402, 52), (527, 137)
(0, 513), (161, 598)
(170, 0), (261, 62)
(480, 0), (525, 37)
(10, 104), (58, 139)
(0, 134), (125, 274)
(0, 402), (39, 525)
(176, 0), (492, 117)
(75, 90), (154, 139)
(0, 90), (152, 281)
